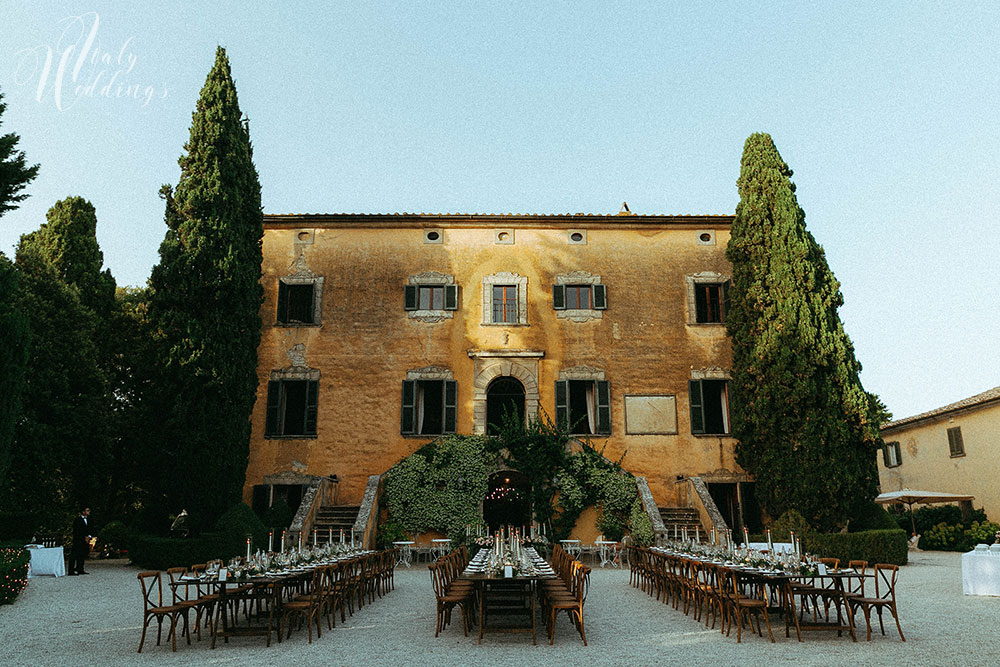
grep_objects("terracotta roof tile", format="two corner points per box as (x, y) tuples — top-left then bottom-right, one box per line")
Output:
(882, 385), (1000, 432)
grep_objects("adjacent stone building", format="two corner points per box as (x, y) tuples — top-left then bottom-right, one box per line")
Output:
(879, 386), (1000, 520)
(244, 210), (752, 533)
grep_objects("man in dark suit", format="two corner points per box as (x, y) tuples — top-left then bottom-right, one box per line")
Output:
(69, 507), (92, 575)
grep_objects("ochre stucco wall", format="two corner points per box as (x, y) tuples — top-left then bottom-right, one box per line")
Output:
(244, 216), (742, 509)
(879, 402), (1000, 521)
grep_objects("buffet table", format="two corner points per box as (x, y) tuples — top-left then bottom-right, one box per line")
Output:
(962, 550), (1000, 596)
(26, 546), (66, 578)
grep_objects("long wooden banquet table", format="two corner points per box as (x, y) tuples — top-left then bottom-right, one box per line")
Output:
(170, 550), (380, 648)
(457, 547), (558, 645)
(644, 547), (869, 642)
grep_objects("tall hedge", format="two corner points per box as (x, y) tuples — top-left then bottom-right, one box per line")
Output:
(726, 133), (881, 532)
(804, 529), (908, 566)
(146, 46), (263, 528)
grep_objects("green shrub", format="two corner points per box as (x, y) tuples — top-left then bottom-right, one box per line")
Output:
(96, 521), (133, 557)
(803, 529), (908, 566)
(965, 521), (1000, 545)
(919, 522), (969, 552)
(0, 548), (31, 604)
(213, 503), (268, 556)
(900, 505), (988, 535)
(768, 509), (813, 541)
(850, 502), (898, 532)
(261, 497), (294, 530)
(629, 498), (653, 547)
(129, 533), (229, 570)
(376, 519), (407, 550)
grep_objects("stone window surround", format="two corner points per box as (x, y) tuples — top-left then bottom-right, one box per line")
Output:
(265, 344), (320, 440)
(481, 271), (528, 326)
(555, 271), (604, 323)
(685, 271), (729, 326)
(407, 271), (456, 323)
(689, 366), (732, 438)
(468, 349), (542, 435)
(277, 252), (324, 327)
(270, 343), (320, 381)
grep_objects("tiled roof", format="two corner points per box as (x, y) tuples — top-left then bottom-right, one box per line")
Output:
(882, 385), (1000, 432)
(263, 212), (733, 225)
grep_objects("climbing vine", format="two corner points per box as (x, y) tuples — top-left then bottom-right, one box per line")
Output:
(382, 435), (496, 540)
(382, 411), (645, 544)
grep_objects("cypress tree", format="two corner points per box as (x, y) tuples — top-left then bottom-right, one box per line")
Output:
(726, 133), (881, 532)
(147, 47), (263, 528)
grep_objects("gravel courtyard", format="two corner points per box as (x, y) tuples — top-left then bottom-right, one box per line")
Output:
(1, 550), (994, 666)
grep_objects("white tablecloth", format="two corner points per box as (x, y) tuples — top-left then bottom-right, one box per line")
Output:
(27, 546), (66, 578)
(962, 551), (1000, 596)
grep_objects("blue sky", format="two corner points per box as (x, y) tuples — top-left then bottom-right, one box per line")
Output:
(2, 2), (998, 420)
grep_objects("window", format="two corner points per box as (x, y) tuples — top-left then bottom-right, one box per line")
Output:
(689, 379), (730, 435)
(694, 282), (728, 323)
(553, 284), (607, 311)
(401, 379), (457, 435)
(947, 427), (965, 457)
(404, 284), (457, 312)
(555, 379), (611, 435)
(883, 441), (901, 467)
(277, 282), (317, 324)
(492, 285), (518, 323)
(265, 380), (318, 437)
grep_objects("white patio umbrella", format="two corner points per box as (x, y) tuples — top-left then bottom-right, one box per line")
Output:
(874, 489), (975, 535)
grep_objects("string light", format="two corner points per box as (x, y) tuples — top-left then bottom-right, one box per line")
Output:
(0, 548), (30, 605)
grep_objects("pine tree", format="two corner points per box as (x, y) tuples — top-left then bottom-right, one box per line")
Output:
(726, 133), (881, 532)
(0, 91), (40, 219)
(147, 47), (263, 527)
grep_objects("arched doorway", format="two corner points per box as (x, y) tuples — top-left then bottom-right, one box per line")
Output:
(482, 471), (531, 533)
(486, 376), (525, 435)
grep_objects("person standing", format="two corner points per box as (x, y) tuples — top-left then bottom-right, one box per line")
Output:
(69, 507), (92, 575)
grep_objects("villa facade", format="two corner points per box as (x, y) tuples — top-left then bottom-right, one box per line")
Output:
(243, 210), (750, 530)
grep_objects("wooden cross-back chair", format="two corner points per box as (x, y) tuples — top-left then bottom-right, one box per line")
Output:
(849, 564), (905, 641)
(428, 561), (473, 637)
(137, 571), (184, 653)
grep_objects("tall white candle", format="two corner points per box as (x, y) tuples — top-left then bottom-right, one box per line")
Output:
(313, 529), (317, 547)
(268, 531), (273, 552)
(246, 537), (251, 560)
(281, 530), (286, 551)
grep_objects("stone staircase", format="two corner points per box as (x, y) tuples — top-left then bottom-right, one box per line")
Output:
(659, 507), (706, 542)
(311, 505), (361, 545)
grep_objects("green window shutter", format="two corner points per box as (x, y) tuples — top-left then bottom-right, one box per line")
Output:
(689, 380), (705, 434)
(695, 285), (709, 323)
(555, 380), (569, 429)
(401, 380), (416, 434)
(404, 285), (418, 311)
(276, 283), (289, 324)
(596, 380), (611, 434)
(593, 284), (607, 310)
(881, 442), (890, 466)
(444, 380), (457, 433)
(552, 284), (566, 310)
(265, 381), (281, 436)
(444, 284), (458, 310)
(304, 380), (319, 435)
